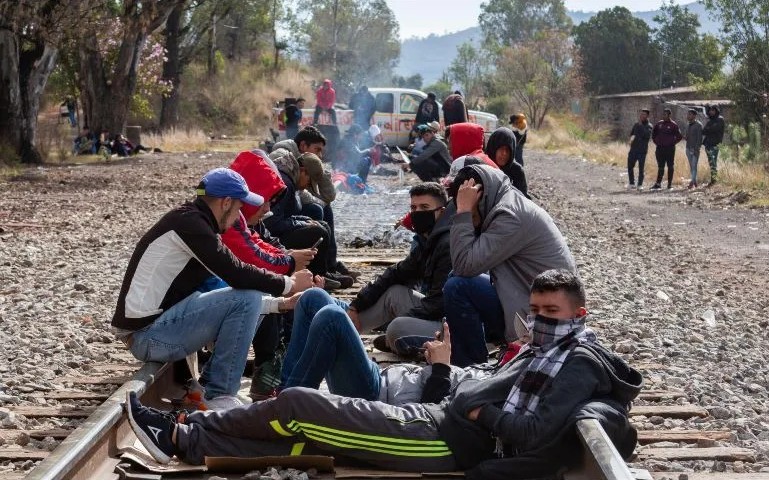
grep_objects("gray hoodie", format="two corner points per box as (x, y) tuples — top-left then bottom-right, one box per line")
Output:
(377, 363), (494, 406)
(450, 165), (577, 340)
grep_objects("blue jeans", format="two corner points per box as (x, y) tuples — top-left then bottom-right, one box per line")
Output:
(129, 288), (263, 399)
(281, 288), (380, 400)
(443, 274), (505, 367)
(686, 148), (700, 185)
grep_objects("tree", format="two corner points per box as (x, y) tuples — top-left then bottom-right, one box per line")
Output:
(653, 1), (725, 88)
(0, 1), (85, 164)
(77, 0), (179, 136)
(299, 0), (400, 99)
(423, 71), (452, 102)
(391, 74), (423, 90)
(493, 31), (583, 128)
(448, 42), (490, 108)
(703, 0), (769, 124)
(573, 7), (657, 95)
(479, 0), (572, 47)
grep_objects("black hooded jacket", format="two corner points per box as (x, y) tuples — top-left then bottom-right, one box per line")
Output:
(424, 341), (643, 475)
(484, 128), (529, 199)
(702, 106), (725, 147)
(350, 203), (455, 320)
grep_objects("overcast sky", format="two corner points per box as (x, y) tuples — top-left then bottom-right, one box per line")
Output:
(386, 0), (696, 39)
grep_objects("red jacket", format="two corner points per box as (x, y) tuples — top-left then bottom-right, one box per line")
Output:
(316, 79), (336, 109)
(448, 122), (497, 167)
(222, 151), (294, 275)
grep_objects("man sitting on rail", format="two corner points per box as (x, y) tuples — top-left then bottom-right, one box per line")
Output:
(111, 168), (314, 410)
(126, 269), (642, 479)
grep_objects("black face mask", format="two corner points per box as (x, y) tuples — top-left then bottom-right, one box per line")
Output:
(411, 208), (441, 235)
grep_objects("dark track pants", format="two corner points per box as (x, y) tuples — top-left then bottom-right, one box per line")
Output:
(655, 145), (675, 187)
(176, 387), (457, 471)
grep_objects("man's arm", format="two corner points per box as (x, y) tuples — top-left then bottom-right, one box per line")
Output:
(474, 353), (607, 452)
(262, 190), (313, 236)
(350, 247), (423, 312)
(412, 140), (442, 165)
(420, 322), (453, 403)
(450, 211), (526, 278)
(221, 217), (295, 275)
(405, 239), (451, 320)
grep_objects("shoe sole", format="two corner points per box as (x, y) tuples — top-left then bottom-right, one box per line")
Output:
(125, 391), (172, 464)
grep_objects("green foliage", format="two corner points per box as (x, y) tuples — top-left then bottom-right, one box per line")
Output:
(298, 0), (400, 99)
(653, 1), (725, 88)
(448, 42), (491, 108)
(721, 122), (769, 164)
(392, 74), (423, 90)
(479, 0), (572, 47)
(485, 95), (510, 118)
(423, 77), (452, 102)
(572, 7), (657, 94)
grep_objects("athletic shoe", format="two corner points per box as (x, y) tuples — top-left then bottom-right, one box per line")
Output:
(626, 183), (635, 190)
(326, 271), (354, 289)
(650, 183), (662, 191)
(637, 185), (644, 191)
(322, 277), (342, 291)
(203, 395), (244, 411)
(335, 261), (361, 280)
(667, 184), (673, 190)
(249, 360), (281, 402)
(372, 334), (391, 352)
(124, 391), (176, 464)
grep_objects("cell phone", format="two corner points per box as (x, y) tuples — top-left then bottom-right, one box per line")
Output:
(311, 237), (324, 249)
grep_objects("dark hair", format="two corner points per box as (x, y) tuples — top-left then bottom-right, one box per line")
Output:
(297, 97), (305, 102)
(294, 125), (326, 146)
(448, 164), (484, 199)
(427, 92), (436, 100)
(409, 182), (448, 205)
(454, 90), (462, 96)
(663, 108), (672, 114)
(530, 269), (586, 307)
(688, 108), (698, 115)
(640, 109), (650, 114)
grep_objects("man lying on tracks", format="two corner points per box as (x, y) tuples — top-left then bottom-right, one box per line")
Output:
(346, 182), (454, 355)
(125, 269), (643, 479)
(111, 168), (314, 410)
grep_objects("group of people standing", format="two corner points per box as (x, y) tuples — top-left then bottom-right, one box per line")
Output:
(118, 122), (643, 477)
(626, 105), (725, 191)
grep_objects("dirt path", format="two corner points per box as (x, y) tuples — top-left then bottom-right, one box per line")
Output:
(1, 150), (769, 473)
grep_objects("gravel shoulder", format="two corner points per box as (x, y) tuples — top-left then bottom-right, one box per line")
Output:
(1, 150), (768, 474)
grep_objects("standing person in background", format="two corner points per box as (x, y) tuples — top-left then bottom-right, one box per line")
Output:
(442, 91), (468, 127)
(313, 79), (337, 126)
(349, 86), (376, 130)
(702, 105), (725, 187)
(650, 108), (683, 190)
(683, 109), (703, 189)
(412, 92), (440, 140)
(509, 114), (528, 167)
(61, 95), (77, 127)
(626, 109), (652, 190)
(284, 98), (305, 140)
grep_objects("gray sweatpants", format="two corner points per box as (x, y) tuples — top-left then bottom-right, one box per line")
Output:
(176, 387), (457, 472)
(357, 285), (423, 332)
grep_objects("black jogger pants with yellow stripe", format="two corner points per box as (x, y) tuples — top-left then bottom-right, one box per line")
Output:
(175, 386), (458, 472)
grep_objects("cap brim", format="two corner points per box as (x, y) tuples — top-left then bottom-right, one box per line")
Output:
(241, 191), (264, 207)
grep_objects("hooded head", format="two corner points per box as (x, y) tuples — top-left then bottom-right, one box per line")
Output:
(447, 122), (484, 159)
(449, 164), (513, 224)
(269, 147), (301, 184)
(707, 105), (720, 117)
(485, 127), (517, 169)
(229, 151), (287, 220)
(323, 79), (332, 88)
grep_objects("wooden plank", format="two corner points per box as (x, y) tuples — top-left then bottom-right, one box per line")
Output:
(637, 447), (755, 462)
(637, 430), (732, 444)
(0, 447), (50, 460)
(336, 256), (401, 266)
(0, 428), (72, 440)
(61, 376), (130, 385)
(638, 391), (686, 401)
(630, 405), (708, 419)
(8, 406), (96, 418)
(38, 391), (110, 401)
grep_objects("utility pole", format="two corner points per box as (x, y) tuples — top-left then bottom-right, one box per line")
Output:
(332, 0), (338, 75)
(658, 51), (664, 90)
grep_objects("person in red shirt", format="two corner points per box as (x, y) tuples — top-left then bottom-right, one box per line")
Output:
(313, 79), (337, 126)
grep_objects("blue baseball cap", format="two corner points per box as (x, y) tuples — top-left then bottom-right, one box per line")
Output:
(196, 168), (264, 206)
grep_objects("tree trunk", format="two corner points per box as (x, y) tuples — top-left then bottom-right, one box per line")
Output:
(0, 29), (58, 164)
(207, 10), (218, 77)
(160, 2), (183, 130)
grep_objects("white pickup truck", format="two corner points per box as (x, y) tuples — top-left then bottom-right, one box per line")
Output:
(272, 87), (498, 148)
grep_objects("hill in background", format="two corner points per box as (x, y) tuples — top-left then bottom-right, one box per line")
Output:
(397, 2), (719, 85)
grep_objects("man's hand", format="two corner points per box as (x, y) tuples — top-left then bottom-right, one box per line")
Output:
(455, 179), (482, 214)
(467, 407), (482, 421)
(312, 275), (325, 289)
(347, 307), (362, 333)
(278, 292), (303, 312)
(289, 269), (313, 294)
(291, 249), (317, 271)
(424, 322), (451, 366)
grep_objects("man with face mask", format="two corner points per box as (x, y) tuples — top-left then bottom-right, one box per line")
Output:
(347, 183), (454, 355)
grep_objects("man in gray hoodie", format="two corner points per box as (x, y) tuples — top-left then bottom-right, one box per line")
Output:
(445, 164), (577, 367)
(684, 109), (703, 189)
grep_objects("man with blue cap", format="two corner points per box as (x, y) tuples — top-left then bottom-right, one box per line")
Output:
(112, 168), (314, 410)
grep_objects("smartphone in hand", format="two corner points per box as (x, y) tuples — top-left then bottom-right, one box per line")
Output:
(311, 237), (324, 249)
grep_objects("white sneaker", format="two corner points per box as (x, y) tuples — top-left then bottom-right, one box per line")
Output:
(626, 183), (635, 190)
(637, 185), (644, 191)
(204, 395), (244, 411)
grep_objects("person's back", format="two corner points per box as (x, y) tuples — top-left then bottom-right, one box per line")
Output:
(442, 91), (468, 126)
(447, 123), (495, 166)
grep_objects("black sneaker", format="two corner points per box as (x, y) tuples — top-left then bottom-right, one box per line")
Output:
(326, 271), (354, 289)
(335, 261), (361, 280)
(125, 391), (177, 464)
(322, 276), (342, 291)
(372, 334), (391, 352)
(650, 183), (662, 190)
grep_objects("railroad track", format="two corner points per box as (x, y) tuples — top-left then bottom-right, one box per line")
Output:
(0, 248), (764, 479)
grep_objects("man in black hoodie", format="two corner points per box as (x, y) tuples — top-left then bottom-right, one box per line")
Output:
(125, 269), (642, 479)
(702, 105), (725, 186)
(484, 127), (529, 198)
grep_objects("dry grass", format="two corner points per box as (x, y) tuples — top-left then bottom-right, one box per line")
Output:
(529, 114), (769, 193)
(143, 128), (210, 152)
